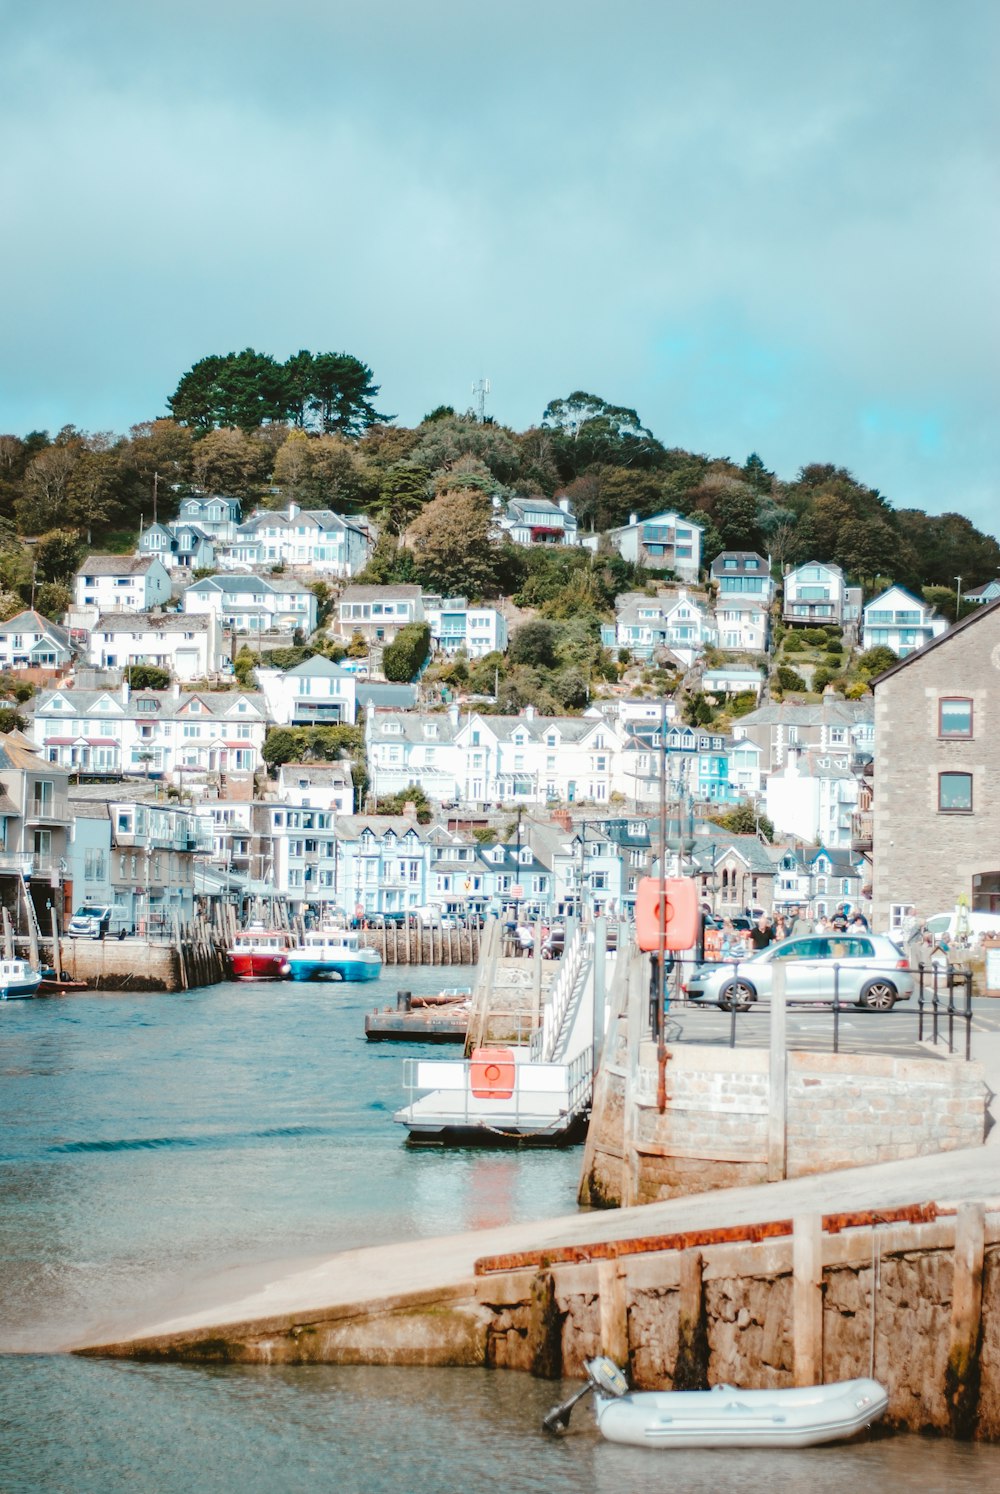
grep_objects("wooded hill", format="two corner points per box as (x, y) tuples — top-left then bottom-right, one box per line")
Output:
(0, 351), (996, 621)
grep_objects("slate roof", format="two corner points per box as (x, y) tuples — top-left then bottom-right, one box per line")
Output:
(77, 555), (160, 577)
(93, 612), (211, 634)
(0, 609), (71, 646)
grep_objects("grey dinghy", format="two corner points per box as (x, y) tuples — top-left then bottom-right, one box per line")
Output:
(592, 1374), (888, 1450)
(544, 1359), (888, 1449)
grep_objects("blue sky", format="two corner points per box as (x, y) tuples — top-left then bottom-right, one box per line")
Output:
(2, 1), (997, 532)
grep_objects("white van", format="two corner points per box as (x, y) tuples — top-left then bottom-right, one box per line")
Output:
(924, 910), (1000, 945)
(67, 904), (130, 940)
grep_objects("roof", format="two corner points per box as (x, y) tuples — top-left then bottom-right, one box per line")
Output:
(77, 555), (160, 578)
(278, 762), (353, 783)
(34, 687), (266, 722)
(340, 584), (423, 603)
(281, 655), (350, 679)
(0, 732), (70, 775)
(608, 509), (703, 535)
(0, 610), (71, 646)
(734, 698), (873, 728)
(356, 684), (419, 710)
(871, 593), (1000, 686)
(712, 551), (769, 569)
(93, 611), (211, 634)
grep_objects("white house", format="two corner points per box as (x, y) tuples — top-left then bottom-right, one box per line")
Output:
(32, 682), (267, 790)
(714, 595), (770, 652)
(220, 503), (370, 576)
(607, 511), (702, 582)
(336, 585), (424, 645)
(0, 610), (73, 671)
(497, 496), (579, 547)
(764, 747), (860, 850)
(256, 655), (358, 727)
(87, 612), (228, 681)
(711, 551), (775, 605)
(861, 585), (947, 658)
(782, 561), (850, 626)
(74, 556), (172, 618)
(182, 574), (318, 637)
(276, 761), (354, 814)
(702, 664), (765, 699)
(138, 521), (216, 573)
(610, 589), (715, 664)
(175, 494), (242, 541)
(422, 595), (507, 658)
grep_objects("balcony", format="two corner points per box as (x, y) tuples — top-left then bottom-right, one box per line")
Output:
(851, 812), (873, 852)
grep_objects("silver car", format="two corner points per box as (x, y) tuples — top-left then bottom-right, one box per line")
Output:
(683, 933), (916, 1011)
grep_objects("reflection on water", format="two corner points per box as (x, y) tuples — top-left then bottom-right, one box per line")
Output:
(0, 973), (580, 1351)
(2, 975), (999, 1490)
(2, 1360), (999, 1494)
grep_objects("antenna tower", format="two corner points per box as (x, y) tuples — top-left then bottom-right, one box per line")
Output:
(472, 377), (490, 423)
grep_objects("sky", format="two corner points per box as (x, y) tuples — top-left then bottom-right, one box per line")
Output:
(1, 1), (997, 533)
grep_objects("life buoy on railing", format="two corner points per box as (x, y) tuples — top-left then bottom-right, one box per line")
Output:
(470, 1046), (515, 1099)
(635, 876), (699, 952)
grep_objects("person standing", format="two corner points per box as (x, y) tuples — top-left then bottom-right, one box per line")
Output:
(789, 905), (812, 938)
(749, 914), (775, 951)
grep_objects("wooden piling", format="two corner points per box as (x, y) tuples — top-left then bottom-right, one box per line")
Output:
(2, 906), (13, 958)
(598, 1258), (629, 1367)
(792, 1213), (823, 1387)
(946, 1201), (985, 1438)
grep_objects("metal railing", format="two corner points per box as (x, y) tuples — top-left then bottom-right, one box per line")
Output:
(649, 952), (976, 1060)
(530, 924), (587, 1062)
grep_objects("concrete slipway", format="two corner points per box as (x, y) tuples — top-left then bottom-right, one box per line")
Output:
(78, 1140), (1000, 1360)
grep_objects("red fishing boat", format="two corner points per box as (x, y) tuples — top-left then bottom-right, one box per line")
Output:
(227, 925), (293, 981)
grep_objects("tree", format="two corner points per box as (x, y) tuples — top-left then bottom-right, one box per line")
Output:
(710, 802), (775, 841)
(541, 392), (665, 479)
(508, 619), (558, 669)
(857, 645), (897, 678)
(410, 414), (522, 485)
(170, 348), (388, 435)
(17, 442), (81, 532)
(34, 529), (83, 584)
(190, 427), (272, 499)
(284, 349), (389, 435)
(125, 664), (171, 689)
(35, 581), (71, 618)
(382, 623), (430, 682)
(375, 785), (432, 823)
(408, 489), (525, 598)
(67, 449), (125, 542)
(368, 462), (431, 535)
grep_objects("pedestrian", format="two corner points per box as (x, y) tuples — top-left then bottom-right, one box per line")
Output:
(789, 904), (812, 938)
(814, 914), (832, 935)
(773, 913), (788, 942)
(720, 917), (740, 961)
(848, 908), (870, 931)
(749, 914), (774, 951)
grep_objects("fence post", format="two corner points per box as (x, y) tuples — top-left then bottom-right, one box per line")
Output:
(767, 960), (787, 1182)
(792, 1213), (824, 1387)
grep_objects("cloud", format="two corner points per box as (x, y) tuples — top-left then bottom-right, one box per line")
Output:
(1, 0), (997, 532)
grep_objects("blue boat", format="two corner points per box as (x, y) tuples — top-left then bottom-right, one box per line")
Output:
(286, 928), (382, 983)
(0, 958), (42, 1000)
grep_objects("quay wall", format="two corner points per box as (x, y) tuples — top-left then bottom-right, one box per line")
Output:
(83, 1205), (1000, 1441)
(359, 926), (481, 965)
(34, 934), (226, 992)
(581, 1042), (987, 1209)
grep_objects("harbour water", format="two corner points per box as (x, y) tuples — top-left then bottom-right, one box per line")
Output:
(3, 972), (999, 1491)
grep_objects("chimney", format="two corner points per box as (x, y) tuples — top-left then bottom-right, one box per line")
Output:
(448, 701), (459, 728)
(523, 704), (536, 721)
(402, 799), (418, 821)
(287, 501), (300, 521)
(558, 497), (570, 513)
(121, 678), (130, 704)
(172, 681), (181, 701)
(629, 512), (638, 526)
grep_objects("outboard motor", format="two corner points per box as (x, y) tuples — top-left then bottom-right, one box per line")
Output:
(542, 1356), (629, 1433)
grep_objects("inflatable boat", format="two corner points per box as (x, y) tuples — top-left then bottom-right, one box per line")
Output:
(545, 1358), (888, 1449)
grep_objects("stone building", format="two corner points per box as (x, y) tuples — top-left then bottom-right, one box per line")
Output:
(871, 597), (1000, 932)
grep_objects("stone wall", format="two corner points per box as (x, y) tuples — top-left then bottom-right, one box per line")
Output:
(872, 602), (1000, 931)
(581, 1043), (987, 1208)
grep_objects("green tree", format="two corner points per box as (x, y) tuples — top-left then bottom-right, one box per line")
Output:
(710, 802), (775, 841)
(34, 529), (84, 584)
(508, 619), (558, 669)
(408, 489), (525, 598)
(375, 784), (433, 823)
(541, 392), (665, 479)
(125, 664), (171, 689)
(368, 462), (431, 535)
(382, 622), (430, 682)
(857, 645), (898, 678)
(190, 427), (273, 499)
(35, 581), (71, 617)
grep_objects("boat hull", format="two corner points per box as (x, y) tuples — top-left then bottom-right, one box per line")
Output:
(228, 952), (290, 981)
(0, 978), (42, 1001)
(593, 1378), (889, 1449)
(287, 957), (382, 983)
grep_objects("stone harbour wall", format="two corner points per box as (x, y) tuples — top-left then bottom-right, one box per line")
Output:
(581, 1043), (987, 1209)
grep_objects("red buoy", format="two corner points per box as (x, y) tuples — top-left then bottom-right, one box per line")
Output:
(635, 876), (699, 952)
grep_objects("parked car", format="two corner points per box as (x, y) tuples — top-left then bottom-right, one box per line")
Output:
(67, 904), (126, 940)
(682, 933), (915, 1011)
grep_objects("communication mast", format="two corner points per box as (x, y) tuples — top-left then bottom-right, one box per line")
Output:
(472, 377), (490, 423)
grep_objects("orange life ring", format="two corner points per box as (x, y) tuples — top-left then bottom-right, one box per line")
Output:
(470, 1046), (515, 1099)
(635, 876), (700, 952)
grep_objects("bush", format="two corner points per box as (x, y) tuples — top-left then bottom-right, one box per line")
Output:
(375, 785), (432, 823)
(382, 622), (431, 682)
(775, 665), (807, 692)
(802, 628), (831, 646)
(125, 664), (170, 690)
(783, 633), (805, 652)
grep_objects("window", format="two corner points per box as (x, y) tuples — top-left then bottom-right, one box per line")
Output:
(939, 772), (973, 812)
(939, 698), (973, 738)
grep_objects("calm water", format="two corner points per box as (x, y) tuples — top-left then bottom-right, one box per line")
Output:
(2, 972), (999, 1492)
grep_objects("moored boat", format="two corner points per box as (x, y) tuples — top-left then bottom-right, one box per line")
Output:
(37, 966), (88, 995)
(286, 928), (382, 983)
(227, 925), (293, 981)
(544, 1359), (889, 1448)
(0, 958), (43, 1001)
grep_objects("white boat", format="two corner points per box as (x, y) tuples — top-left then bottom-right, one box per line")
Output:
(286, 928), (382, 983)
(545, 1359), (888, 1449)
(0, 958), (42, 1001)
